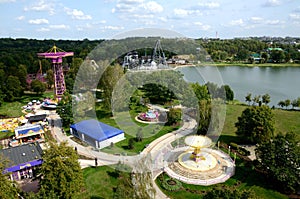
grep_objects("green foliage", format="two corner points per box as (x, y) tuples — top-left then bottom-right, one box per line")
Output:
(190, 82), (210, 101)
(197, 100), (211, 135)
(30, 79), (46, 94)
(262, 93), (271, 105)
(0, 155), (20, 199)
(5, 75), (23, 101)
(38, 142), (85, 199)
(223, 85), (234, 101)
(235, 105), (275, 143)
(161, 177), (182, 191)
(255, 132), (300, 194)
(56, 92), (74, 127)
(203, 186), (257, 199)
(167, 108), (182, 125)
(140, 83), (176, 105)
(128, 138), (135, 149)
(45, 69), (54, 89)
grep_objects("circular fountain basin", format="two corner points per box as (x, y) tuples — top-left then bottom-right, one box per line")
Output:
(178, 151), (218, 171)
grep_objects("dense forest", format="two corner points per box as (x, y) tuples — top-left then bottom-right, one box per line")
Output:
(0, 37), (300, 105)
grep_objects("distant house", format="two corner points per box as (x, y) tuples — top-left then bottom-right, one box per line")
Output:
(249, 53), (261, 63)
(267, 47), (283, 52)
(70, 119), (125, 149)
(0, 142), (43, 181)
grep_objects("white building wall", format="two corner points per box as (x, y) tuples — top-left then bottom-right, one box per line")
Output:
(98, 133), (125, 149)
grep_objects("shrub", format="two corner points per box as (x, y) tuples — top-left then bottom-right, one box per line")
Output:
(161, 177), (182, 191)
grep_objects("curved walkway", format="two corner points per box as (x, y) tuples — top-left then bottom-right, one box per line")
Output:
(49, 112), (198, 199)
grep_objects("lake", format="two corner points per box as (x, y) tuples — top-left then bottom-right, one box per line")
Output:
(176, 66), (300, 107)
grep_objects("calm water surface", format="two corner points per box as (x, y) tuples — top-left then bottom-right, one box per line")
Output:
(176, 66), (300, 107)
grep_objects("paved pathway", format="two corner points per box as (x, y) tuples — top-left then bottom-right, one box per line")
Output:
(49, 112), (197, 199)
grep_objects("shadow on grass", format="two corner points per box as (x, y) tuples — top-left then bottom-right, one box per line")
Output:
(218, 135), (251, 144)
(90, 196), (105, 199)
(106, 171), (120, 179)
(230, 159), (275, 191)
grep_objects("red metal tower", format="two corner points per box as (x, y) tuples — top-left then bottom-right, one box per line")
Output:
(37, 45), (73, 99)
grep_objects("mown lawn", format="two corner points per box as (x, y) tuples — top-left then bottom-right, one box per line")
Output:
(219, 104), (300, 143)
(0, 91), (53, 118)
(82, 165), (131, 199)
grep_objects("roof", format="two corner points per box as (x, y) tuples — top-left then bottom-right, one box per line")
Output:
(70, 119), (124, 142)
(28, 114), (47, 123)
(15, 124), (44, 139)
(0, 142), (43, 172)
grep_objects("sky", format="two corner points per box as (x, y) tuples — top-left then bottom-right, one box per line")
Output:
(0, 0), (299, 40)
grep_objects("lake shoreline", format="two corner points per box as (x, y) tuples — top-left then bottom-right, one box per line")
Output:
(171, 63), (300, 69)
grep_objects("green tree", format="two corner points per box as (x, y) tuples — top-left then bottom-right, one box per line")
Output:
(270, 50), (285, 63)
(262, 93), (271, 105)
(167, 108), (182, 125)
(38, 142), (85, 199)
(31, 79), (46, 95)
(255, 132), (300, 194)
(245, 93), (252, 105)
(222, 85), (234, 101)
(191, 82), (210, 101)
(278, 100), (285, 109)
(284, 99), (291, 109)
(197, 100), (211, 135)
(5, 75), (23, 101)
(261, 52), (268, 63)
(0, 156), (20, 199)
(15, 64), (27, 88)
(235, 106), (274, 143)
(128, 138), (135, 150)
(56, 92), (74, 127)
(45, 69), (54, 89)
(252, 95), (261, 106)
(99, 64), (124, 112)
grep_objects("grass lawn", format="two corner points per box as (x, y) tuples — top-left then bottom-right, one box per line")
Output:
(219, 104), (300, 143)
(0, 91), (53, 118)
(82, 165), (131, 199)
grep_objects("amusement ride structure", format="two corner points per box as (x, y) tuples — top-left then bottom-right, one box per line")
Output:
(122, 40), (168, 70)
(37, 45), (73, 99)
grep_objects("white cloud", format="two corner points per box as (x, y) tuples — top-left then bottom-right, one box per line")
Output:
(197, 1), (220, 9)
(143, 1), (163, 13)
(265, 20), (281, 25)
(173, 8), (202, 18)
(262, 0), (280, 7)
(16, 16), (25, 21)
(28, 18), (49, 25)
(250, 17), (264, 24)
(37, 27), (50, 32)
(24, 0), (55, 15)
(65, 8), (92, 20)
(290, 13), (300, 20)
(103, 25), (124, 30)
(229, 19), (244, 26)
(112, 0), (163, 14)
(0, 0), (15, 3)
(194, 22), (211, 30)
(49, 24), (70, 30)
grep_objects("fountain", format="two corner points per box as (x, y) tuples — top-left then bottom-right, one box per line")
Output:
(163, 135), (235, 186)
(178, 135), (217, 171)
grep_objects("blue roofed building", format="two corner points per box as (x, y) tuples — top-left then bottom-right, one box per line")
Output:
(70, 119), (125, 149)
